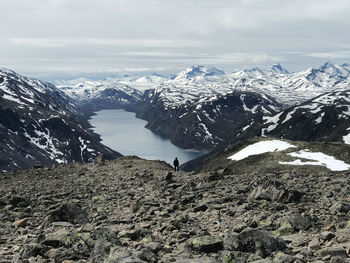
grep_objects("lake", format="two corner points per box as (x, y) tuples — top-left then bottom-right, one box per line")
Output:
(89, 109), (205, 165)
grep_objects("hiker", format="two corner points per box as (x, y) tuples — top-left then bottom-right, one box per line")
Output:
(173, 157), (179, 172)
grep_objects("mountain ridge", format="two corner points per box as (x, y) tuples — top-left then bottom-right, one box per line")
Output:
(0, 69), (121, 171)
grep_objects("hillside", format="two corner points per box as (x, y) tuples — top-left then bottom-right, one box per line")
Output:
(0, 69), (121, 171)
(182, 89), (350, 171)
(1, 153), (350, 262)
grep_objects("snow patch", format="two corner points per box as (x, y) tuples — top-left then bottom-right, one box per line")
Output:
(2, 94), (26, 105)
(228, 140), (296, 161)
(280, 149), (350, 171)
(262, 112), (284, 136)
(315, 113), (325, 124)
(343, 133), (350, 145)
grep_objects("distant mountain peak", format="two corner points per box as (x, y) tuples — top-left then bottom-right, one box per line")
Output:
(174, 65), (225, 80)
(320, 61), (349, 77)
(269, 63), (289, 74)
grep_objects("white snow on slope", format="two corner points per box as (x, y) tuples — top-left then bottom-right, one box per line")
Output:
(2, 94), (26, 105)
(280, 149), (350, 171)
(343, 132), (350, 145)
(228, 140), (296, 161)
(261, 112), (284, 136)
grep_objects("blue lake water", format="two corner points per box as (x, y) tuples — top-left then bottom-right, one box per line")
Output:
(90, 109), (205, 165)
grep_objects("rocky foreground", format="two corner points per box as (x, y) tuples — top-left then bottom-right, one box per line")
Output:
(1, 156), (350, 262)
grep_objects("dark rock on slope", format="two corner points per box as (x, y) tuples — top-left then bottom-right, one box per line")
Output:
(136, 90), (281, 151)
(0, 69), (121, 171)
(1, 156), (350, 262)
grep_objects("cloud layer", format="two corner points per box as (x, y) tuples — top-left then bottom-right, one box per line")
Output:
(1, 0), (349, 79)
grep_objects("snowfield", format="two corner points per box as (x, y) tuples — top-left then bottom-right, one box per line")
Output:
(280, 149), (350, 171)
(227, 139), (350, 171)
(228, 140), (296, 161)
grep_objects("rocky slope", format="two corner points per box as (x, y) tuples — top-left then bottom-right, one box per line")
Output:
(0, 69), (121, 172)
(1, 152), (350, 262)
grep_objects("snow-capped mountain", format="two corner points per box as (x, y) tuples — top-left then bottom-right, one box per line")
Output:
(136, 89), (281, 150)
(261, 89), (350, 143)
(0, 69), (121, 171)
(269, 63), (289, 75)
(320, 61), (350, 78)
(134, 74), (166, 84)
(227, 62), (350, 107)
(182, 90), (350, 171)
(56, 80), (143, 113)
(56, 62), (350, 153)
(172, 66), (225, 81)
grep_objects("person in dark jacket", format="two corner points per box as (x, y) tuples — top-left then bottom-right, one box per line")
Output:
(173, 157), (179, 172)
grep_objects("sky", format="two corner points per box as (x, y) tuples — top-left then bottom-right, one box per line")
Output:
(1, 0), (350, 80)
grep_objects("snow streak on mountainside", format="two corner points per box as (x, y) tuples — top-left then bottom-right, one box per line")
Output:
(0, 69), (121, 171)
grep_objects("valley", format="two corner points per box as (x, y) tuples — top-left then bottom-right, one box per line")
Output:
(89, 109), (205, 165)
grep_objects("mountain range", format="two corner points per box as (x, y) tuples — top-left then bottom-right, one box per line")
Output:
(1, 61), (350, 171)
(53, 62), (348, 151)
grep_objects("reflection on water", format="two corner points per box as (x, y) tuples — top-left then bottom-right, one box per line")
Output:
(90, 109), (205, 165)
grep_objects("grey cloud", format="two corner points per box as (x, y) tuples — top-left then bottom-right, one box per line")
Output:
(0, 0), (349, 79)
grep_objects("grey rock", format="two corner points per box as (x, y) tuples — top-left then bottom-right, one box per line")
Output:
(226, 229), (287, 258)
(145, 241), (162, 253)
(288, 213), (311, 231)
(105, 246), (147, 263)
(316, 247), (348, 258)
(21, 243), (44, 259)
(92, 227), (121, 262)
(330, 256), (347, 263)
(174, 257), (217, 263)
(48, 199), (89, 224)
(188, 235), (223, 253)
(329, 201), (350, 214)
(42, 229), (71, 248)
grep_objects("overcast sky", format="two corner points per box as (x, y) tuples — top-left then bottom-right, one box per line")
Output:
(1, 0), (350, 80)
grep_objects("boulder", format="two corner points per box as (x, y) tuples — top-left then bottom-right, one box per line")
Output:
(42, 229), (71, 248)
(48, 200), (89, 224)
(94, 155), (106, 165)
(316, 247), (348, 258)
(273, 252), (300, 263)
(165, 171), (173, 182)
(329, 201), (350, 214)
(226, 229), (287, 258)
(91, 227), (121, 262)
(288, 214), (311, 231)
(21, 243), (45, 259)
(105, 246), (147, 263)
(10, 196), (30, 207)
(249, 185), (302, 203)
(174, 257), (217, 263)
(188, 235), (224, 253)
(219, 250), (262, 262)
